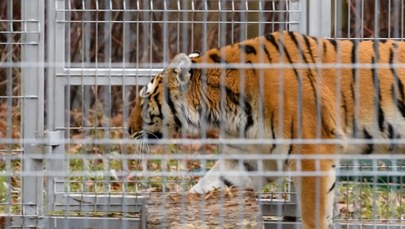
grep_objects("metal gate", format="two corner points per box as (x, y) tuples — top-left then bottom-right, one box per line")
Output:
(1, 0), (405, 228)
(45, 1), (309, 228)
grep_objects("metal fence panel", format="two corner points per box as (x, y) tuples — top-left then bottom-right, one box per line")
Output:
(0, 0), (45, 228)
(2, 0), (405, 228)
(46, 1), (306, 228)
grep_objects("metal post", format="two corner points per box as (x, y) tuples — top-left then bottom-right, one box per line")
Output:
(289, 0), (305, 33)
(21, 0), (45, 227)
(45, 0), (66, 220)
(307, 0), (332, 37)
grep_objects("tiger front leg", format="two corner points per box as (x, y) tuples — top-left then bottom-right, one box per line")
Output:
(289, 155), (336, 229)
(189, 159), (262, 193)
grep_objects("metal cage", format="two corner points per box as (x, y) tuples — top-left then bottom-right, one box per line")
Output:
(0, 0), (405, 228)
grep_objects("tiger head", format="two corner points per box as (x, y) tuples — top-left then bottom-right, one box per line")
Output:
(127, 53), (197, 141)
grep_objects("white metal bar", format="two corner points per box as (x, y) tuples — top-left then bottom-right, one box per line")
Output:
(21, 0), (45, 227)
(289, 0), (303, 32)
(46, 0), (67, 217)
(56, 68), (162, 86)
(52, 193), (145, 212)
(307, 0), (331, 37)
(3, 216), (141, 228)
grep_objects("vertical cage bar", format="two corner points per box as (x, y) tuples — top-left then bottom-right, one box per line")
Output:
(45, 0), (66, 218)
(21, 0), (45, 227)
(307, 0), (331, 36)
(4, 1), (15, 228)
(290, 0), (304, 32)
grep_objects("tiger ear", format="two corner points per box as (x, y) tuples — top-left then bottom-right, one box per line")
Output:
(169, 53), (192, 85)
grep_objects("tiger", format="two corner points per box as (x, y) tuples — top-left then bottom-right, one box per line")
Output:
(128, 31), (405, 229)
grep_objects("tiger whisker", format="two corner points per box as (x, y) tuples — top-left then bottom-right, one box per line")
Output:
(133, 130), (161, 166)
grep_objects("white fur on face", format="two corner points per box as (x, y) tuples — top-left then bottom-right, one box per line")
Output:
(188, 52), (200, 58)
(139, 78), (158, 97)
(146, 81), (156, 94)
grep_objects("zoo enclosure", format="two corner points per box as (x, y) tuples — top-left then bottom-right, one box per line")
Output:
(1, 0), (405, 228)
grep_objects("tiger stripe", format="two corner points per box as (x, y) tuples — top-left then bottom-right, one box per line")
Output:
(350, 40), (360, 137)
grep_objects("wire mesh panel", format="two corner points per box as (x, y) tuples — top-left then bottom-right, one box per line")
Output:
(332, 0), (405, 39)
(3, 0), (405, 229)
(0, 0), (46, 228)
(0, 0), (24, 225)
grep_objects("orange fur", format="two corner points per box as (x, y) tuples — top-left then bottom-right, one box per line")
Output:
(128, 31), (405, 229)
